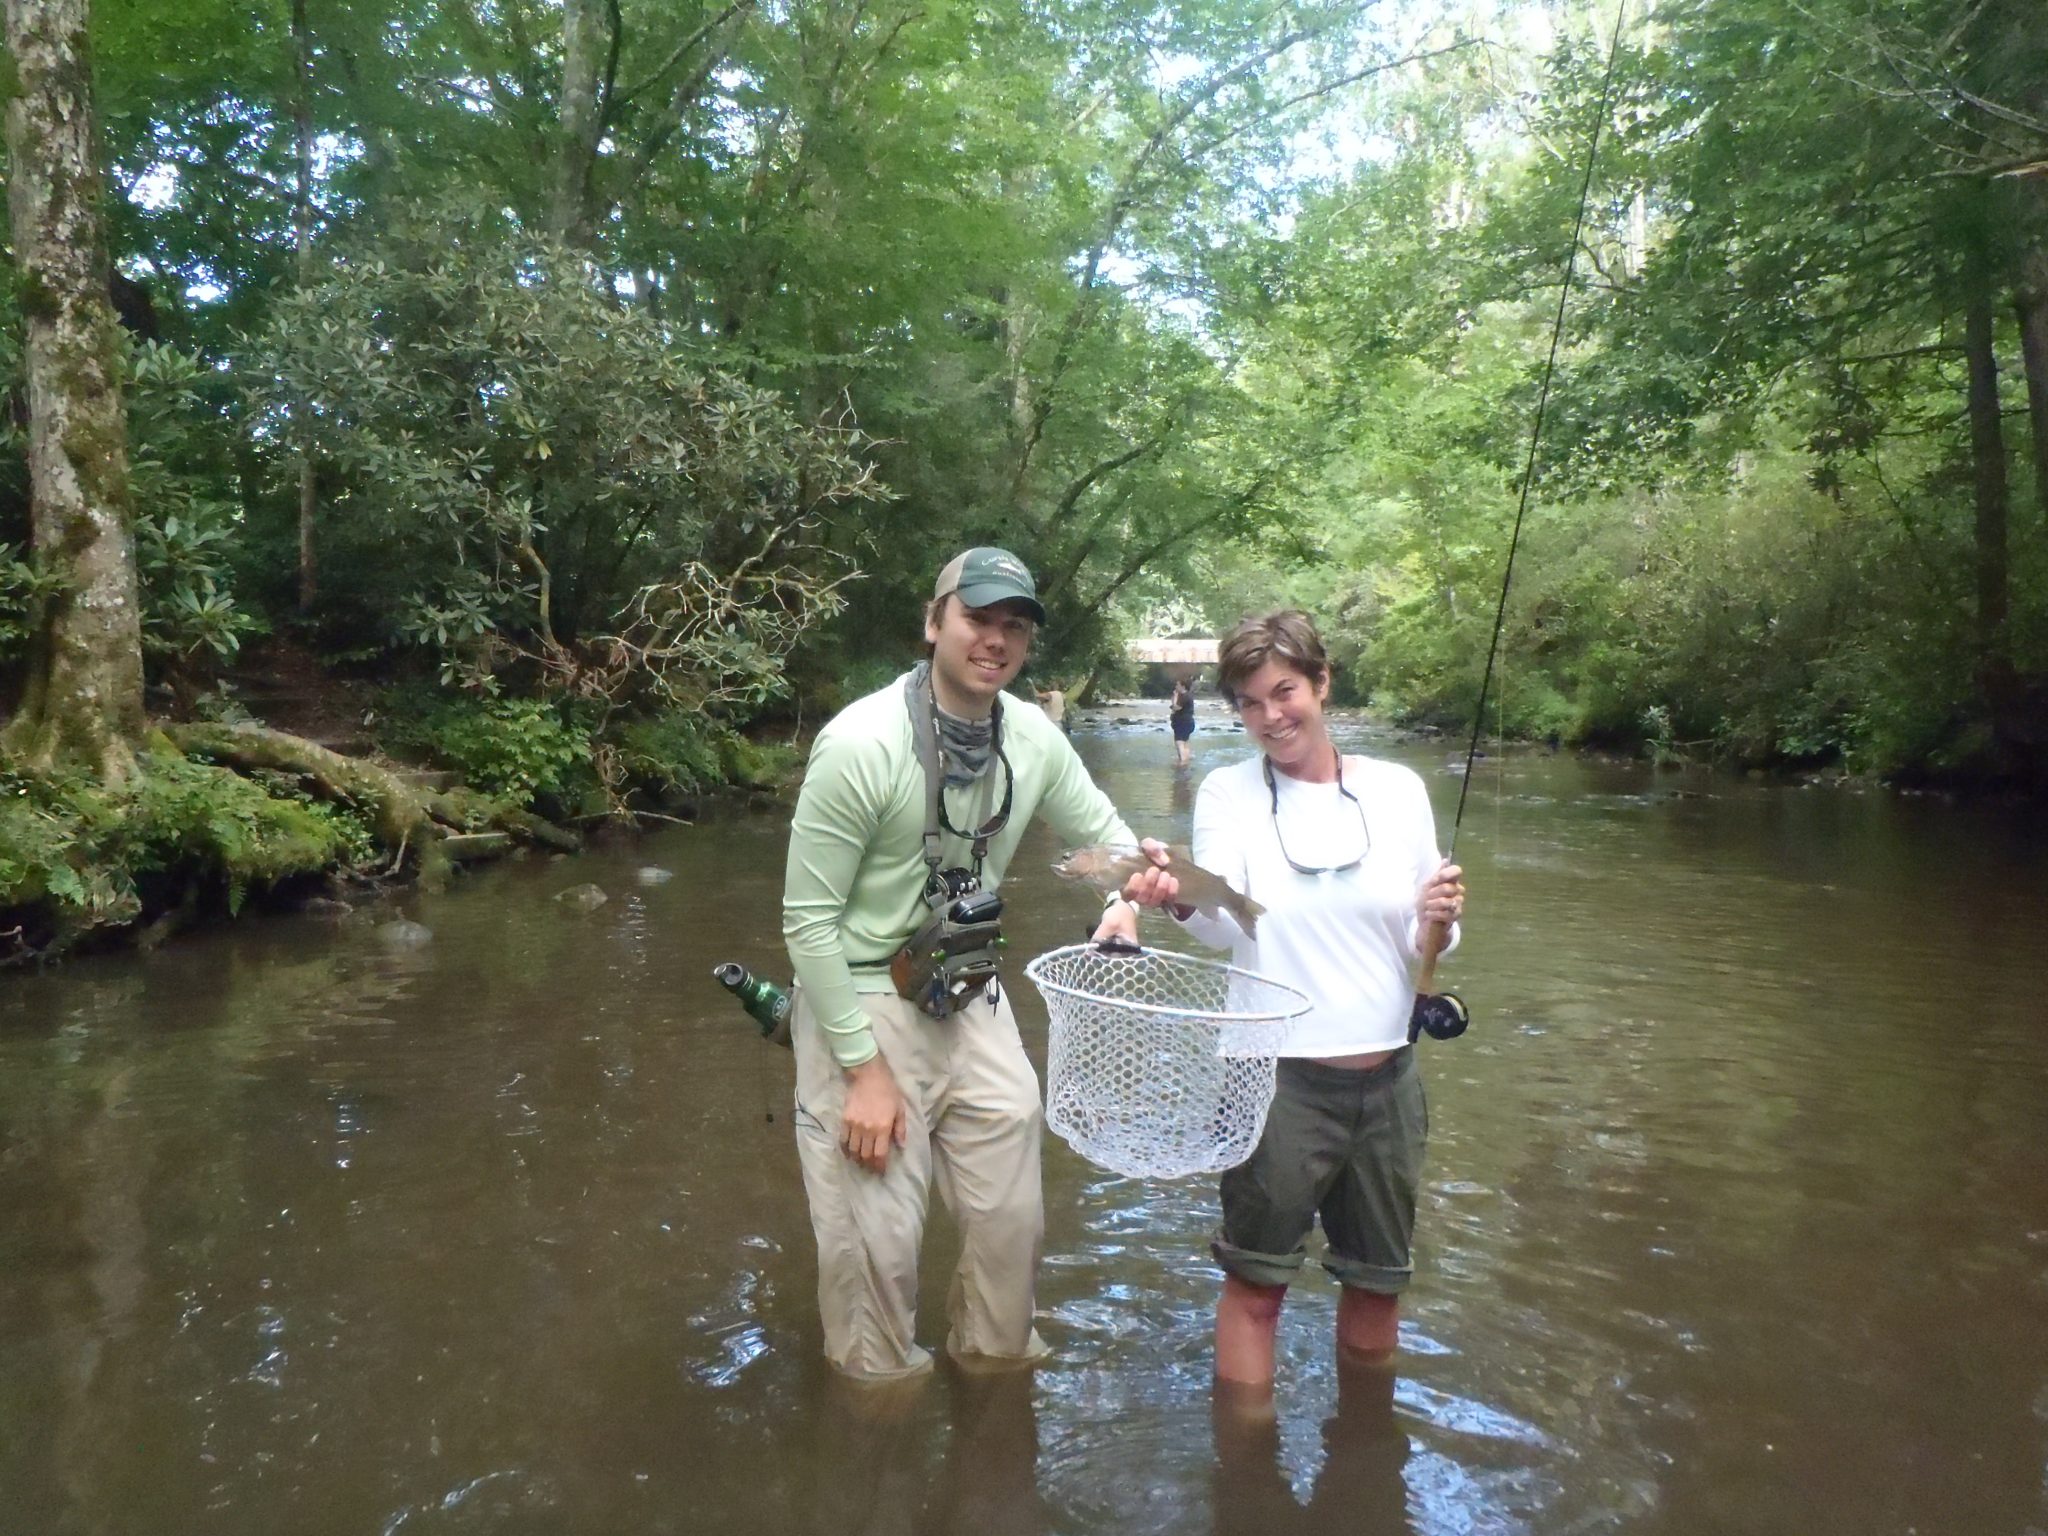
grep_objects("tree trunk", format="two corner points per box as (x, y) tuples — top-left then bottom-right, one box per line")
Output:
(293, 0), (319, 613)
(2, 0), (146, 780)
(1973, 0), (2048, 519)
(2015, 192), (2048, 520)
(550, 0), (606, 248)
(2020, 274), (2048, 522)
(1003, 289), (1033, 447)
(1960, 198), (2019, 751)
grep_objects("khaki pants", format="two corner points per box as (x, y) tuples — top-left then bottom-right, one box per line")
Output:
(792, 983), (1051, 1380)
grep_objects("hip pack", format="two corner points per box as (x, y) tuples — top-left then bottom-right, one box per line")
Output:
(891, 665), (1014, 1018)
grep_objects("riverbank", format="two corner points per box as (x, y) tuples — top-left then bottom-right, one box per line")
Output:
(0, 639), (798, 967)
(0, 729), (568, 966)
(0, 731), (798, 968)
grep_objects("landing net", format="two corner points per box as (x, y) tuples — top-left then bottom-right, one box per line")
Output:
(1022, 944), (1310, 1180)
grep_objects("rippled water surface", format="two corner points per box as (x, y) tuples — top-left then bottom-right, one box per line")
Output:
(5, 700), (2047, 1535)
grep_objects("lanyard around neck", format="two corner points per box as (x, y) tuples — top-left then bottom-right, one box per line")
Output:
(1263, 747), (1369, 876)
(910, 668), (1014, 890)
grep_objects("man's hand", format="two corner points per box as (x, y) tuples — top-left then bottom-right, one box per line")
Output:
(1092, 896), (1140, 944)
(1417, 861), (1466, 929)
(1119, 838), (1192, 921)
(840, 1055), (909, 1174)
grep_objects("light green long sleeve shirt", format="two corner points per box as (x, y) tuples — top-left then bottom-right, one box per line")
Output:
(782, 673), (1134, 1068)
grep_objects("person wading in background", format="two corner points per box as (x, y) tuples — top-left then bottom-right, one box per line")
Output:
(1170, 676), (1197, 767)
(1032, 682), (1069, 735)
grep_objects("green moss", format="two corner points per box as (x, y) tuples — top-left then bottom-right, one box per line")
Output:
(0, 751), (377, 937)
(35, 304), (134, 527)
(57, 405), (132, 518)
(719, 732), (795, 789)
(14, 269), (60, 322)
(113, 755), (352, 910)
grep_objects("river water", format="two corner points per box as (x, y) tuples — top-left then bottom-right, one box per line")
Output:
(4, 700), (2046, 1536)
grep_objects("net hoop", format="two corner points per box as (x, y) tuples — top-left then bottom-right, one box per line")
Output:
(1023, 944), (1310, 1180)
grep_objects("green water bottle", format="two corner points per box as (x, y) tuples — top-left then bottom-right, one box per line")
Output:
(713, 962), (793, 1047)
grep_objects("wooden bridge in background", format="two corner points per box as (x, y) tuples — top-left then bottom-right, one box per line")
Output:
(1124, 637), (1218, 666)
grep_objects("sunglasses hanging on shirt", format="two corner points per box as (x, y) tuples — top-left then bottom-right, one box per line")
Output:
(1263, 747), (1369, 876)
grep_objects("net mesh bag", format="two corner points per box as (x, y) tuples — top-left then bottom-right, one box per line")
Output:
(1022, 944), (1310, 1180)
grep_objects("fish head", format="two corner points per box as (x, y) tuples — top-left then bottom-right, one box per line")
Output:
(1051, 847), (1109, 882)
(1051, 845), (1141, 887)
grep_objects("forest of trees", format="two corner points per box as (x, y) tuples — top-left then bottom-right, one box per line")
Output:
(2, 0), (2044, 949)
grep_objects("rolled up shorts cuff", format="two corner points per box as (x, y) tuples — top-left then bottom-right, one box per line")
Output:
(1211, 1232), (1307, 1290)
(1321, 1254), (1412, 1294)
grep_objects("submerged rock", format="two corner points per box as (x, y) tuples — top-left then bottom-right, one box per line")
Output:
(376, 919), (433, 948)
(556, 883), (609, 912)
(300, 896), (354, 920)
(635, 866), (674, 886)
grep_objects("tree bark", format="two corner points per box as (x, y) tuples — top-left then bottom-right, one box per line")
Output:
(1004, 288), (1033, 458)
(2020, 273), (2048, 521)
(550, 0), (607, 248)
(1960, 197), (2018, 745)
(2015, 184), (2048, 520)
(293, 0), (319, 613)
(2, 0), (146, 780)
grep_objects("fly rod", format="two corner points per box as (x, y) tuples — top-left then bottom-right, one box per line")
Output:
(1415, 3), (1632, 1010)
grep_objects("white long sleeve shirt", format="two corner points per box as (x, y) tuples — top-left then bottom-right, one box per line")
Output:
(1174, 752), (1457, 1057)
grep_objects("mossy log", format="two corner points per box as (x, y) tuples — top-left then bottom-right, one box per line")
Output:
(164, 723), (579, 880)
(441, 832), (512, 862)
(488, 803), (584, 854)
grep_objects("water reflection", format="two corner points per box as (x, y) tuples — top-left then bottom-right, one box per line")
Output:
(1211, 1368), (1413, 1536)
(809, 1370), (1044, 1536)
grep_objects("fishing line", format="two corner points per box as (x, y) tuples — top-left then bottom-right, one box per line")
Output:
(1445, 1), (1630, 862)
(1412, 3), (1629, 1033)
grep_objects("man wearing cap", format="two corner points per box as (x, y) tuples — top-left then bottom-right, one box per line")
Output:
(782, 547), (1175, 1381)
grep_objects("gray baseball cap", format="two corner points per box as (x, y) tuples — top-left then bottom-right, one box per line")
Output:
(933, 547), (1046, 624)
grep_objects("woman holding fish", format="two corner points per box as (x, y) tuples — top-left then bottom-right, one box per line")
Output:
(1115, 610), (1466, 1389)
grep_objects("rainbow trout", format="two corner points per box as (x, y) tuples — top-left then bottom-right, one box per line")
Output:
(1052, 844), (1264, 936)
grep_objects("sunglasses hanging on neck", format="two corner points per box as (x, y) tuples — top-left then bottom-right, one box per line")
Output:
(1263, 746), (1369, 876)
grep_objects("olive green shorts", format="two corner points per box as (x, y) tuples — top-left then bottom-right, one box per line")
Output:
(1212, 1049), (1428, 1294)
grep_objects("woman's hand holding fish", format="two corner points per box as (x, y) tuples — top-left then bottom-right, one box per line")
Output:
(1417, 861), (1465, 929)
(1118, 839), (1191, 920)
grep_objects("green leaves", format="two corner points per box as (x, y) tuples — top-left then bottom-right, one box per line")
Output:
(383, 694), (591, 803)
(243, 234), (878, 677)
(7, 0), (2027, 787)
(0, 543), (70, 656)
(126, 342), (262, 671)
